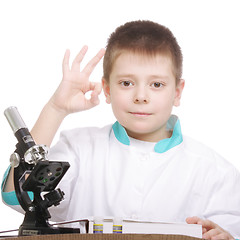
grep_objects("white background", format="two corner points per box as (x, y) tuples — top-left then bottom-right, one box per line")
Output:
(0, 0), (239, 233)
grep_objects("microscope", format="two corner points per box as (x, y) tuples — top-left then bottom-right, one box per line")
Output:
(4, 106), (80, 236)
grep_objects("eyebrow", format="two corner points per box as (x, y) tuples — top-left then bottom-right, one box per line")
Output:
(115, 74), (170, 81)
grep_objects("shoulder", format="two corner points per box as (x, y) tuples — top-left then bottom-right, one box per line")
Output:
(56, 124), (113, 155)
(183, 136), (240, 178)
(182, 135), (218, 158)
(182, 135), (237, 173)
(181, 136), (240, 194)
(49, 124), (113, 158)
(59, 124), (113, 143)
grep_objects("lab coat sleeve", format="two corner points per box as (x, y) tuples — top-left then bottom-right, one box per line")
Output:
(47, 129), (81, 223)
(202, 151), (240, 238)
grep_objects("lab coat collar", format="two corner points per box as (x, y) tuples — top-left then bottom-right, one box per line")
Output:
(112, 115), (183, 153)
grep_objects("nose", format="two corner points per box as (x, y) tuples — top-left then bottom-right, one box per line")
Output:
(133, 86), (149, 104)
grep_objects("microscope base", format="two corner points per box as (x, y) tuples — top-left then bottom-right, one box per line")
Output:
(19, 225), (80, 236)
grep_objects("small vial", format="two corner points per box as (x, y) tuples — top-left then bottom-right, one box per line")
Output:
(93, 217), (103, 234)
(113, 217), (122, 234)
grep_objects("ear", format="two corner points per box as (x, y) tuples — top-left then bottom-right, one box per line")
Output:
(102, 78), (111, 104)
(174, 79), (185, 107)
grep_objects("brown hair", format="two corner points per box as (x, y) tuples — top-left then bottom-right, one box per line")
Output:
(103, 20), (183, 84)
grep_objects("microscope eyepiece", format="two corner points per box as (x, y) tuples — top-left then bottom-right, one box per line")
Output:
(4, 106), (27, 133)
(4, 106), (35, 156)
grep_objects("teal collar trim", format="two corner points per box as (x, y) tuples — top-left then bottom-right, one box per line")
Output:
(154, 117), (183, 153)
(112, 115), (183, 153)
(112, 121), (130, 146)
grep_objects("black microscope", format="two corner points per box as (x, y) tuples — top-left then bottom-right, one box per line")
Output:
(4, 106), (80, 236)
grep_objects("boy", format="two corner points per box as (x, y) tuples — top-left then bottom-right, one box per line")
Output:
(2, 20), (240, 239)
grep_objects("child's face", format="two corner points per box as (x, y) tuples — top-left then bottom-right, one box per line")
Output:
(103, 52), (184, 142)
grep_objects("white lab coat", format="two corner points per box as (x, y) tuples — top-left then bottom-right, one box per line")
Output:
(2, 116), (240, 237)
(47, 118), (240, 237)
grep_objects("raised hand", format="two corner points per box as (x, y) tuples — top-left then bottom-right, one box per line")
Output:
(31, 46), (105, 146)
(50, 46), (105, 116)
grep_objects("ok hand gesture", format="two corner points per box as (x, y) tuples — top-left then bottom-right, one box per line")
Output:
(50, 46), (105, 116)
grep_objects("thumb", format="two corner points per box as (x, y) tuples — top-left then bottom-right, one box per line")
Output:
(186, 216), (207, 235)
(90, 82), (102, 105)
(186, 216), (203, 225)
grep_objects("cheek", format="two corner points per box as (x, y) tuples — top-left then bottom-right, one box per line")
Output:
(110, 96), (128, 120)
(110, 92), (128, 109)
(110, 88), (129, 103)
(114, 97), (127, 108)
(153, 90), (175, 108)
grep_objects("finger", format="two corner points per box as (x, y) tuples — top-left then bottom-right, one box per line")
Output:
(187, 217), (218, 230)
(62, 49), (70, 75)
(199, 219), (218, 230)
(202, 227), (207, 234)
(202, 228), (221, 240)
(90, 82), (102, 104)
(82, 48), (105, 76)
(84, 95), (100, 110)
(90, 82), (102, 94)
(71, 45), (88, 72)
(186, 216), (202, 224)
(212, 233), (234, 240)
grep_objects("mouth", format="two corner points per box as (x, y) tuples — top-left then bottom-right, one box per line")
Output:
(129, 112), (152, 117)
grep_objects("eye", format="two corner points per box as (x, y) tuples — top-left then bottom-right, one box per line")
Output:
(120, 81), (133, 87)
(151, 82), (163, 88)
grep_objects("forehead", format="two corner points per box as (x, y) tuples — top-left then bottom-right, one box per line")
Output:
(110, 51), (175, 79)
